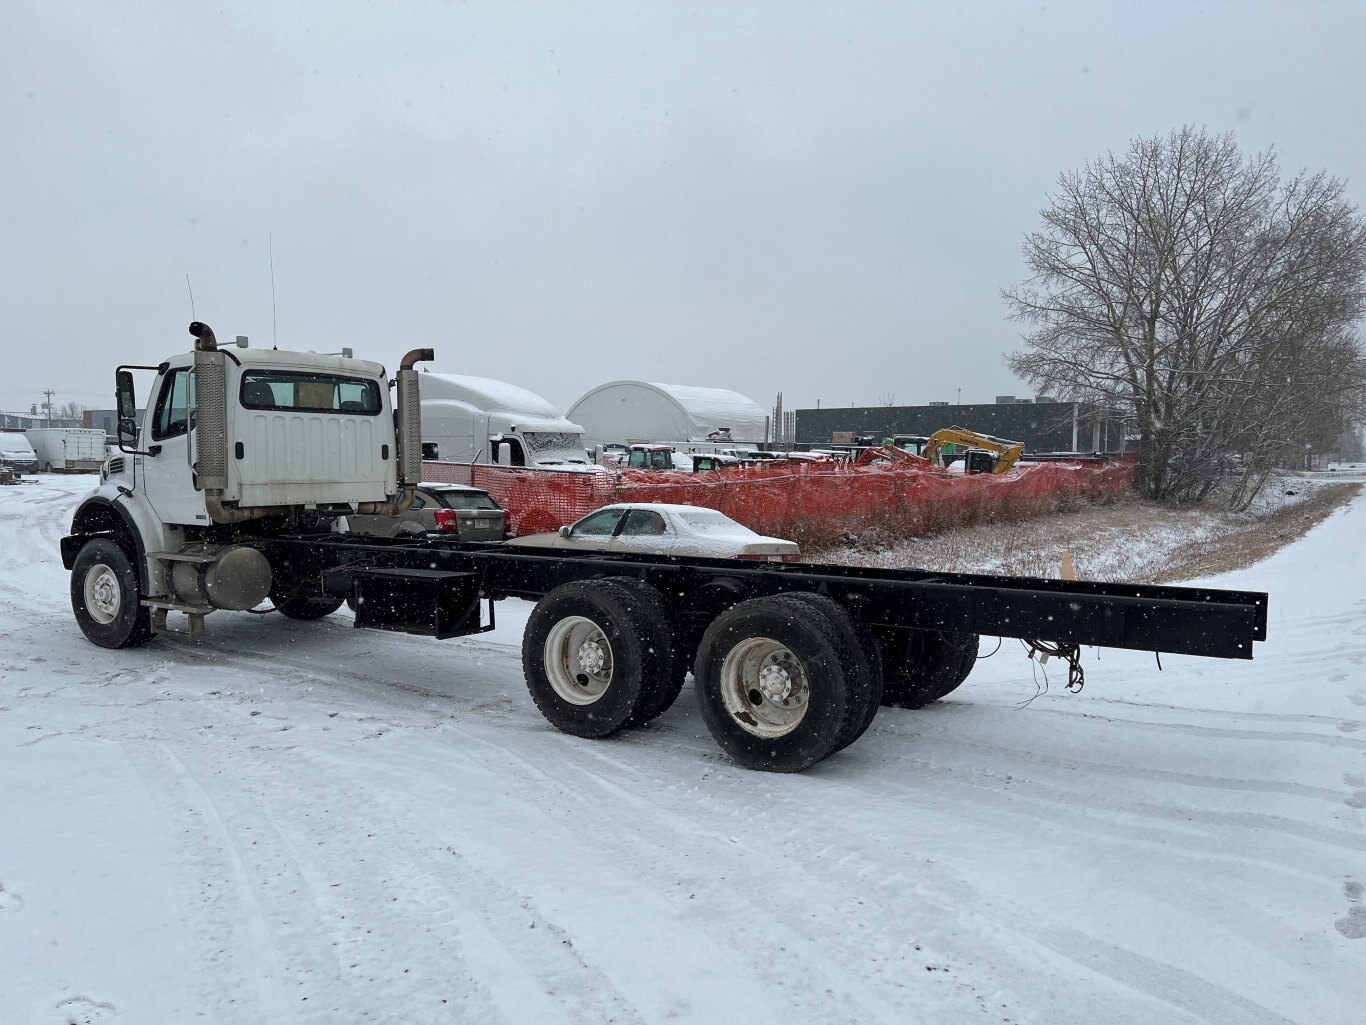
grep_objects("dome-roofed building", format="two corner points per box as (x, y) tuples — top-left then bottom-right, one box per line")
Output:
(567, 381), (768, 445)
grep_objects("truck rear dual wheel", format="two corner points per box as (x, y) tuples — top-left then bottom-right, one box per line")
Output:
(693, 594), (879, 772)
(779, 593), (883, 752)
(71, 538), (153, 649)
(605, 578), (691, 727)
(522, 579), (675, 739)
(880, 629), (979, 708)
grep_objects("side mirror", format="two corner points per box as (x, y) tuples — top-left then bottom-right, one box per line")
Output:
(558, 525), (572, 538)
(116, 370), (138, 448)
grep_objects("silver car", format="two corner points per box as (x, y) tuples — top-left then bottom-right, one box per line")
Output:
(505, 503), (800, 561)
(342, 483), (508, 541)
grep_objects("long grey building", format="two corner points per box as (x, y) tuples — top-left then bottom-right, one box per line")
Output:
(795, 399), (1122, 453)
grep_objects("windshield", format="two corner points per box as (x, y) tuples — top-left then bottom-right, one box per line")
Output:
(522, 431), (589, 464)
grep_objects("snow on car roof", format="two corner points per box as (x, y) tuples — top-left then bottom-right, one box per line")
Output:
(417, 481), (492, 493)
(583, 503), (783, 541)
(613, 502), (734, 516)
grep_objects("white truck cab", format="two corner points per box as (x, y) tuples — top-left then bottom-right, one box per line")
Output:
(129, 345), (397, 526)
(66, 322), (430, 643)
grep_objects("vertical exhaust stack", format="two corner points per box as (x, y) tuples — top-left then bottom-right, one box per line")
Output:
(396, 348), (432, 488)
(356, 347), (434, 515)
(189, 321), (283, 524)
(190, 321), (230, 493)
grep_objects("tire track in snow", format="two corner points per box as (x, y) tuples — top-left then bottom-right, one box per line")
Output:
(123, 742), (300, 1024)
(1003, 709), (1366, 752)
(159, 616), (535, 725)
(1082, 695), (1366, 728)
(0, 482), (79, 630)
(345, 718), (1176, 1025)
(525, 734), (1301, 1025)
(675, 748), (1311, 1025)
(237, 736), (650, 1025)
(873, 715), (1358, 805)
(126, 735), (509, 1025)
(331, 724), (935, 1024)
(864, 722), (1366, 857)
(108, 663), (659, 1025)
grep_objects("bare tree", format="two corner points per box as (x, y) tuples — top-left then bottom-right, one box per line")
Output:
(877, 392), (898, 407)
(1003, 127), (1366, 508)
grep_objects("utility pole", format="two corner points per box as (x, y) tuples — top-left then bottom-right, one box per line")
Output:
(42, 389), (56, 426)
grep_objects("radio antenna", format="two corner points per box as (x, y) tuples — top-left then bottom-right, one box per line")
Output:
(185, 274), (196, 319)
(269, 233), (278, 350)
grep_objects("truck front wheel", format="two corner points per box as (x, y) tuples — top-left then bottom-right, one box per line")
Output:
(71, 538), (153, 649)
(693, 595), (853, 772)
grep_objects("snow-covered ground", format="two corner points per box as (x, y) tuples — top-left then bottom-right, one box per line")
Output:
(3, 475), (1364, 1025)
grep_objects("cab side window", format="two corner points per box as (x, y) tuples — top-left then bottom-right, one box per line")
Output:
(152, 368), (195, 441)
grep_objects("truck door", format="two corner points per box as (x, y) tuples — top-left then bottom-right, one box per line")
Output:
(138, 363), (212, 526)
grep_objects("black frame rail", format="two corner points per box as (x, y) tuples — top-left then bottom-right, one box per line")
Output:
(269, 535), (1268, 661)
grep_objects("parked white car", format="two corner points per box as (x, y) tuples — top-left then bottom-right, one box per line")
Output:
(506, 503), (800, 561)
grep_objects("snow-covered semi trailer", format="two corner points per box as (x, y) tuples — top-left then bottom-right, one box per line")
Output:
(59, 323), (1269, 772)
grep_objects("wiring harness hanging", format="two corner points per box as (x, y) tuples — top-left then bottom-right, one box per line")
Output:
(1023, 639), (1086, 692)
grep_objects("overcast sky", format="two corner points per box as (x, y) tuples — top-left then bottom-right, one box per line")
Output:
(4, 0), (1364, 417)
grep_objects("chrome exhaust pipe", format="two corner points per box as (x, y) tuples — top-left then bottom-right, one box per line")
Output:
(356, 347), (433, 515)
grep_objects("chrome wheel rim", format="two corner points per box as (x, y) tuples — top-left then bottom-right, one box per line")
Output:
(544, 616), (614, 705)
(84, 563), (121, 625)
(719, 636), (809, 738)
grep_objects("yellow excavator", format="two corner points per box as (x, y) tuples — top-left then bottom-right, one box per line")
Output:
(855, 427), (1025, 475)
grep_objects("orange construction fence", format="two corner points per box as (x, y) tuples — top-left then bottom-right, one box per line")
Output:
(420, 459), (1136, 541)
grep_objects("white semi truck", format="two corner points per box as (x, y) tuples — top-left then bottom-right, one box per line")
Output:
(60, 322), (1269, 772)
(418, 372), (596, 470)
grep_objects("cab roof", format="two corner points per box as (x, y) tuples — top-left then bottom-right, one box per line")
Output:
(175, 346), (387, 379)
